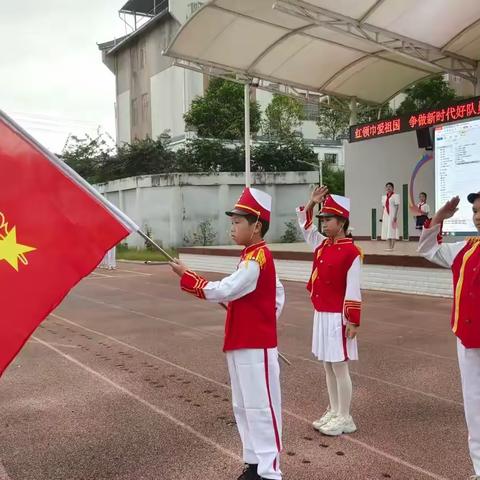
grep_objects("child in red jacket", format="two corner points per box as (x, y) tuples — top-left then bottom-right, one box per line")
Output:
(418, 192), (480, 479)
(297, 186), (362, 436)
(171, 187), (284, 480)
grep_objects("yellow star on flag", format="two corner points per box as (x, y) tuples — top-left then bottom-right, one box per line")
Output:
(0, 226), (36, 271)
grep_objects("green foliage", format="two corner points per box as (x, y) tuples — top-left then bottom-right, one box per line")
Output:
(253, 137), (316, 172)
(143, 224), (156, 251)
(114, 137), (176, 178)
(396, 75), (458, 115)
(322, 164), (345, 196)
(316, 100), (392, 140)
(192, 219), (217, 246)
(175, 138), (244, 173)
(184, 78), (261, 140)
(281, 219), (300, 243)
(62, 130), (114, 183)
(316, 104), (350, 140)
(263, 94), (305, 139)
(116, 244), (176, 262)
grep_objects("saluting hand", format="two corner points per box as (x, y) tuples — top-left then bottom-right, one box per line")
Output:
(311, 185), (329, 204)
(306, 185), (329, 211)
(431, 196), (460, 226)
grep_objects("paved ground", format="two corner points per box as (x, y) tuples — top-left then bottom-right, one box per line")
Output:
(0, 263), (471, 480)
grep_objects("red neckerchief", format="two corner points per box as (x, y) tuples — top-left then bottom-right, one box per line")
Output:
(385, 192), (393, 214)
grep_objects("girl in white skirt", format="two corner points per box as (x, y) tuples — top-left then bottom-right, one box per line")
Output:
(296, 186), (362, 436)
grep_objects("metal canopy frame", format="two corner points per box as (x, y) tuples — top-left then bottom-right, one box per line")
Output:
(274, 0), (479, 85)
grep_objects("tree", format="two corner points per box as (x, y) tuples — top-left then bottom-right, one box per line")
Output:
(322, 164), (345, 195)
(316, 104), (350, 140)
(252, 138), (317, 172)
(263, 94), (305, 139)
(175, 138), (244, 173)
(62, 130), (114, 183)
(396, 75), (458, 115)
(184, 78), (262, 140)
(316, 100), (392, 140)
(113, 137), (176, 179)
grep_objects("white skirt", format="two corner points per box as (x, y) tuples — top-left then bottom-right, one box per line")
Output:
(381, 210), (399, 240)
(312, 311), (358, 362)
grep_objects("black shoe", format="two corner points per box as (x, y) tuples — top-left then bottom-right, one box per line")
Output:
(237, 464), (260, 480)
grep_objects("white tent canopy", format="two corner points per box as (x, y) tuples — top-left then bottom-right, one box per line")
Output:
(165, 0), (480, 105)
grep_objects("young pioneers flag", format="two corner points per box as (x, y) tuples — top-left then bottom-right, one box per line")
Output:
(0, 111), (138, 377)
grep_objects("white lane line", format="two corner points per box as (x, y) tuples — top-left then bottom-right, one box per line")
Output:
(49, 314), (453, 480)
(86, 274), (152, 280)
(114, 269), (152, 276)
(46, 343), (80, 349)
(32, 336), (240, 463)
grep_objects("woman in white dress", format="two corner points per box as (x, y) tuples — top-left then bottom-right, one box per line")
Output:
(297, 186), (363, 436)
(381, 182), (400, 251)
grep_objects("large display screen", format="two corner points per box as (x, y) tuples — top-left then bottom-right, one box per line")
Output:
(435, 119), (480, 235)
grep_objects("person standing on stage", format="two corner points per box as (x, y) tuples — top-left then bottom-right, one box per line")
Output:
(296, 186), (362, 436)
(418, 192), (480, 479)
(381, 182), (400, 250)
(414, 192), (430, 231)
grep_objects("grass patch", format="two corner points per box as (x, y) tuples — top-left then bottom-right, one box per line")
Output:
(116, 245), (177, 262)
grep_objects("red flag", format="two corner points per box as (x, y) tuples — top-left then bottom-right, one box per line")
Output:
(0, 112), (137, 377)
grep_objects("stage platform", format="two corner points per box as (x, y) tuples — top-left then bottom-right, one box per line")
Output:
(178, 240), (454, 298)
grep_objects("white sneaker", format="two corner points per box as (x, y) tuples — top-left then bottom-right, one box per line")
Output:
(319, 415), (357, 436)
(312, 410), (337, 431)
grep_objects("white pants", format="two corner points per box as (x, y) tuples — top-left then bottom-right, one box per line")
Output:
(226, 348), (282, 480)
(457, 339), (480, 475)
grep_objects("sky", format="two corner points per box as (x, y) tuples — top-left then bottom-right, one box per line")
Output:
(0, 0), (130, 153)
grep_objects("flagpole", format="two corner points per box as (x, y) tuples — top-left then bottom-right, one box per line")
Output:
(137, 230), (176, 262)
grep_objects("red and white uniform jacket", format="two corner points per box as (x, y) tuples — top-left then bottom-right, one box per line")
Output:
(418, 219), (480, 348)
(296, 206), (362, 325)
(180, 241), (285, 351)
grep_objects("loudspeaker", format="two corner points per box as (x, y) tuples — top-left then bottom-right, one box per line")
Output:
(416, 127), (433, 150)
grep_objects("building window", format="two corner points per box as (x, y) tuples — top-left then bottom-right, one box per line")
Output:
(141, 93), (150, 123)
(324, 153), (337, 164)
(131, 98), (138, 127)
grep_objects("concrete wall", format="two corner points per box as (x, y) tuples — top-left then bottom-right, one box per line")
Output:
(96, 171), (318, 249)
(345, 132), (435, 238)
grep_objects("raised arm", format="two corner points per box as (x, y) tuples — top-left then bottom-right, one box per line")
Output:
(418, 197), (466, 268)
(296, 185), (328, 250)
